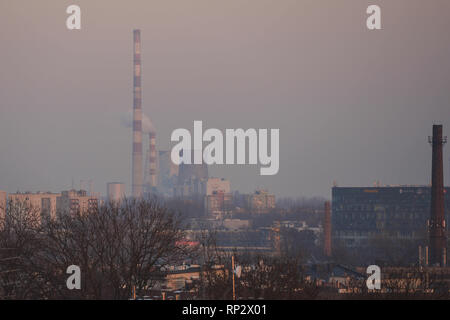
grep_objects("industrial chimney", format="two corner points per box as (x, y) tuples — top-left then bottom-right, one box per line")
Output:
(428, 124), (447, 266)
(324, 201), (332, 257)
(132, 29), (143, 198)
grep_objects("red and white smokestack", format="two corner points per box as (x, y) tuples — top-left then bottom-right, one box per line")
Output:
(149, 131), (157, 189)
(132, 29), (143, 198)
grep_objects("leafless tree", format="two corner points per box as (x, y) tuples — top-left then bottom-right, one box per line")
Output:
(192, 230), (318, 300)
(1, 198), (190, 299)
(192, 229), (233, 299)
(0, 200), (43, 299)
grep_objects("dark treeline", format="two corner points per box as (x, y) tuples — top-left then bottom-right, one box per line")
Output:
(191, 229), (321, 299)
(0, 198), (190, 299)
(1, 197), (449, 300)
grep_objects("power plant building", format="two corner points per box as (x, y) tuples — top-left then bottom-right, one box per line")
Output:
(157, 150), (179, 197)
(177, 162), (209, 186)
(174, 150), (209, 198)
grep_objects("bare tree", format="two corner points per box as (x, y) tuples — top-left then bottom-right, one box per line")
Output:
(192, 230), (318, 300)
(192, 229), (233, 299)
(1, 198), (190, 299)
(0, 200), (43, 299)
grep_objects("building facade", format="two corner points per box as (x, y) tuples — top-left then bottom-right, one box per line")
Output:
(332, 186), (450, 247)
(8, 191), (61, 221)
(202, 178), (232, 216)
(244, 190), (276, 213)
(0, 191), (6, 222)
(56, 190), (98, 215)
(205, 192), (233, 216)
(202, 178), (230, 195)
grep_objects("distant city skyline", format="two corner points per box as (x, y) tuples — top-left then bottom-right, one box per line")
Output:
(1, 1), (449, 198)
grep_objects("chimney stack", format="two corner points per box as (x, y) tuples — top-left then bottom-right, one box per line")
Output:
(148, 131), (157, 190)
(428, 124), (447, 266)
(132, 29), (143, 198)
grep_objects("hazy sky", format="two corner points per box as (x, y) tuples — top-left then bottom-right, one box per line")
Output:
(0, 0), (449, 198)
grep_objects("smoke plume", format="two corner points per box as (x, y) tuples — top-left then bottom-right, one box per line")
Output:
(121, 110), (155, 133)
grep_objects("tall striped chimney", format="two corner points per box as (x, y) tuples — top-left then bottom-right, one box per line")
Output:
(132, 29), (143, 198)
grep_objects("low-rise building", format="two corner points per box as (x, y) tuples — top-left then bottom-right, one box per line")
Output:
(244, 189), (275, 213)
(8, 191), (61, 221)
(0, 190), (7, 222)
(204, 191), (233, 216)
(202, 178), (233, 216)
(56, 189), (98, 215)
(332, 186), (450, 247)
(202, 178), (230, 195)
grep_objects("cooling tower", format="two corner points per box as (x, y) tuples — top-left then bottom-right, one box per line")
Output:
(132, 29), (143, 198)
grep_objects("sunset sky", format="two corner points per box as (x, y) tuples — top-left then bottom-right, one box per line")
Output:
(1, 0), (449, 197)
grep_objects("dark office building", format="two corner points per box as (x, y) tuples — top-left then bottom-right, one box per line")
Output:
(332, 186), (450, 247)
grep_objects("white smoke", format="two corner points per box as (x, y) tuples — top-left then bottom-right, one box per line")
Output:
(121, 110), (155, 133)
